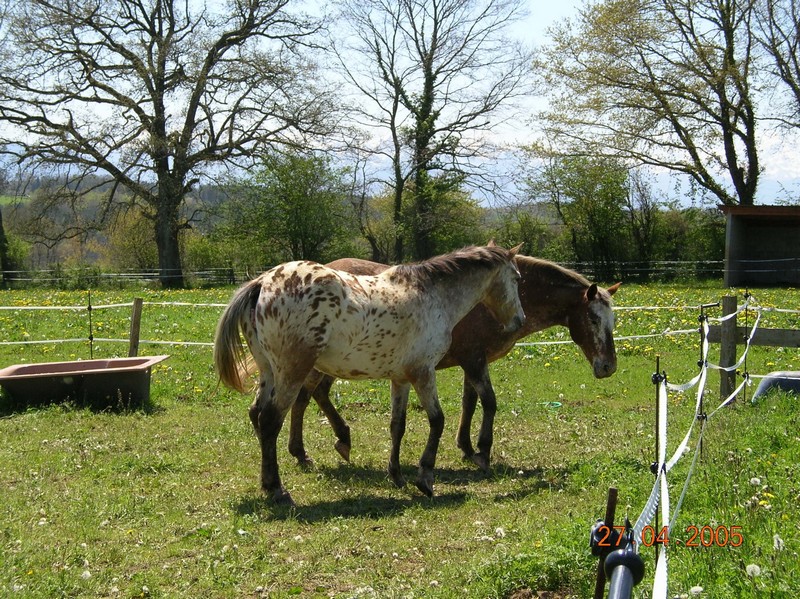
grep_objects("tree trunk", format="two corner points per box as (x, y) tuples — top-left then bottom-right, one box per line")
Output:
(412, 171), (435, 260)
(393, 181), (405, 263)
(155, 176), (185, 288)
(0, 207), (9, 289)
(155, 211), (184, 288)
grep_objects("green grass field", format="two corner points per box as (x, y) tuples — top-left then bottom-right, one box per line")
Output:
(0, 283), (797, 598)
(0, 195), (25, 206)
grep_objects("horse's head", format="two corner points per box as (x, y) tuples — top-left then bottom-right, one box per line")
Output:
(482, 243), (526, 334)
(567, 282), (620, 378)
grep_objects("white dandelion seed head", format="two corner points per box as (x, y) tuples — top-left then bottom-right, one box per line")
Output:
(745, 564), (761, 578)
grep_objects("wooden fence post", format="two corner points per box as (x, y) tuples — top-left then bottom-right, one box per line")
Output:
(128, 298), (143, 357)
(719, 295), (737, 399)
(593, 487), (619, 599)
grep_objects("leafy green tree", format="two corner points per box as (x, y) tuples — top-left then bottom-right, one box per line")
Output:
(623, 169), (666, 273)
(656, 206), (725, 277)
(102, 209), (158, 271)
(525, 153), (629, 279)
(537, 0), (760, 206)
(492, 206), (557, 258)
(0, 0), (333, 287)
(220, 151), (361, 268)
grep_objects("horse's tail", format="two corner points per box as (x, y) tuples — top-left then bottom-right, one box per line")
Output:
(214, 277), (262, 393)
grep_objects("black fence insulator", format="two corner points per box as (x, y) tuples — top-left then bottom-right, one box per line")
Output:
(590, 519), (621, 558)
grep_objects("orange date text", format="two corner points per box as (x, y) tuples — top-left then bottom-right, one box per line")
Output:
(596, 525), (743, 548)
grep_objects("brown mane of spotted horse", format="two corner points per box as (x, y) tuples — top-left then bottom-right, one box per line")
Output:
(288, 254), (619, 471)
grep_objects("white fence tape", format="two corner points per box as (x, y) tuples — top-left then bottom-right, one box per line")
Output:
(628, 297), (767, 598)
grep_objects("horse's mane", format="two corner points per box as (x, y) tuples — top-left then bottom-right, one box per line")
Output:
(515, 255), (592, 289)
(390, 245), (511, 283)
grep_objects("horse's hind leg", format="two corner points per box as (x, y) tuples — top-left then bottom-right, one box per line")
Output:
(287, 371), (350, 465)
(388, 380), (410, 488)
(312, 374), (351, 462)
(258, 376), (309, 506)
(412, 371), (445, 498)
(249, 372), (275, 441)
(245, 366), (293, 503)
(258, 398), (293, 505)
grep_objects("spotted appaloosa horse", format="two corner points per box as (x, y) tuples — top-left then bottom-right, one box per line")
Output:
(214, 244), (525, 505)
(288, 255), (619, 472)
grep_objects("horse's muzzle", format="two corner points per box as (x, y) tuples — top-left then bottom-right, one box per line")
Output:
(503, 314), (525, 334)
(593, 359), (617, 378)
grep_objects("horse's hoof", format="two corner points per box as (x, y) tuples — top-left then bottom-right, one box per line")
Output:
(335, 440), (351, 462)
(297, 456), (315, 470)
(388, 468), (406, 488)
(272, 488), (296, 507)
(414, 476), (434, 498)
(470, 452), (491, 473)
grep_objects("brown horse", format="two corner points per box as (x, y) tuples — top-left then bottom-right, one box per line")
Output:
(214, 244), (525, 505)
(288, 255), (619, 471)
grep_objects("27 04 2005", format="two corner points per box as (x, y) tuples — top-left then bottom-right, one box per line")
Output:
(597, 525), (744, 548)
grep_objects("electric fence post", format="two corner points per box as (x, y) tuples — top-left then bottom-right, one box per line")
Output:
(87, 290), (94, 359)
(698, 303), (718, 457)
(651, 356), (665, 564)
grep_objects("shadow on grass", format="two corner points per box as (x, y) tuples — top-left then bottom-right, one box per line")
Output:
(232, 461), (579, 523)
(234, 488), (469, 524)
(0, 390), (163, 417)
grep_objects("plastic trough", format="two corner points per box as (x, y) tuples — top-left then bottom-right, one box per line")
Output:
(0, 355), (169, 410)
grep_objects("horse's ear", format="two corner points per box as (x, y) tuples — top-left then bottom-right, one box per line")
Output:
(586, 283), (598, 301)
(487, 239), (497, 247)
(509, 242), (524, 257)
(607, 282), (621, 296)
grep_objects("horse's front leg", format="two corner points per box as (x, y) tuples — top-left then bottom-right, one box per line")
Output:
(312, 374), (352, 462)
(288, 386), (314, 467)
(456, 372), (479, 461)
(412, 370), (445, 497)
(463, 361), (496, 473)
(388, 380), (410, 488)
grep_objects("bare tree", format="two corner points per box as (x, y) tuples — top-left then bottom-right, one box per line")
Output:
(755, 0), (800, 129)
(537, 0), (760, 206)
(0, 0), (334, 287)
(334, 0), (534, 260)
(624, 170), (662, 268)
